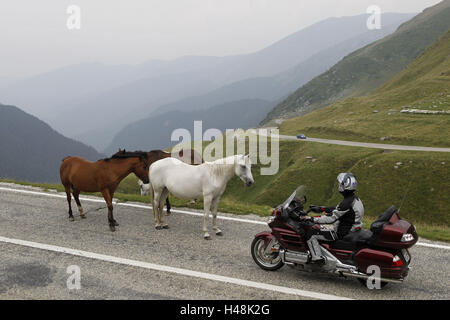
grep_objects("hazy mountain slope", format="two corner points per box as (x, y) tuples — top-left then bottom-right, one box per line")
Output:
(0, 104), (103, 182)
(0, 57), (225, 119)
(151, 19), (409, 116)
(264, 0), (450, 123)
(104, 99), (274, 154)
(214, 13), (416, 81)
(280, 30), (450, 147)
(73, 13), (411, 151)
(41, 13), (412, 150)
(0, 63), (138, 118)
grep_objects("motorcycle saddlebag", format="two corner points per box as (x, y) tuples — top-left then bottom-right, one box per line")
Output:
(354, 248), (409, 279)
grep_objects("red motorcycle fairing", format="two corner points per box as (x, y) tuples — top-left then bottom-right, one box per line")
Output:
(254, 231), (273, 246)
(321, 244), (353, 262)
(269, 216), (308, 252)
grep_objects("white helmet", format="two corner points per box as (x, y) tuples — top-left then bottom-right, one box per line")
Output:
(337, 173), (357, 192)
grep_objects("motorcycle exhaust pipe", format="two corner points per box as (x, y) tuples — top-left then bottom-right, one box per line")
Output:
(339, 271), (404, 284)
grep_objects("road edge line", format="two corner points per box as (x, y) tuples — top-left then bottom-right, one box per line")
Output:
(0, 235), (351, 300)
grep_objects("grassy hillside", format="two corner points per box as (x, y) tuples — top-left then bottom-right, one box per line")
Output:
(280, 30), (450, 147)
(263, 0), (450, 123)
(9, 136), (447, 241)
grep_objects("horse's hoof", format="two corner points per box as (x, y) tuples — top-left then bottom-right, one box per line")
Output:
(69, 216), (75, 222)
(113, 221), (119, 226)
(155, 225), (162, 230)
(166, 211), (171, 216)
(215, 231), (223, 236)
(80, 215), (86, 219)
(162, 225), (169, 229)
(109, 225), (116, 232)
(203, 235), (211, 240)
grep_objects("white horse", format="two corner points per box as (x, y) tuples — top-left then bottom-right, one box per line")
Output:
(148, 154), (254, 239)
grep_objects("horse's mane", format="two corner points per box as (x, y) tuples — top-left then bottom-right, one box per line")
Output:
(206, 155), (238, 177)
(102, 149), (148, 162)
(147, 149), (170, 157)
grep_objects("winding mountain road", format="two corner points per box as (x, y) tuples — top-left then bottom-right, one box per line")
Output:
(0, 183), (449, 300)
(257, 132), (450, 152)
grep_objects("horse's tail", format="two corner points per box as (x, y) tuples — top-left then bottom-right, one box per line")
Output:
(60, 157), (72, 185)
(148, 177), (155, 205)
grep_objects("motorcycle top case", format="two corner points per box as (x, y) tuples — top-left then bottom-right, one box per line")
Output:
(370, 206), (418, 249)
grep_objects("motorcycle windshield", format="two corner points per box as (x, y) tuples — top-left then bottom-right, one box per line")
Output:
(282, 191), (297, 209)
(281, 185), (307, 209)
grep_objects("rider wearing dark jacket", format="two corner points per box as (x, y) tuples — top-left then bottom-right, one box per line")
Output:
(303, 173), (364, 262)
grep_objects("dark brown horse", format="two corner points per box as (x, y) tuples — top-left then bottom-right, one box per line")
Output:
(60, 149), (150, 231)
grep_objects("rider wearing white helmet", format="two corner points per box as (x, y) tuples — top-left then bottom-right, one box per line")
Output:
(303, 172), (365, 262)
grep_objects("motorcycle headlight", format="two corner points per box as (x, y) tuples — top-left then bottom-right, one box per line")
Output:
(401, 233), (414, 242)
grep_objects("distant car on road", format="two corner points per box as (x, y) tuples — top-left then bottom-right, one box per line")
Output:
(296, 133), (307, 139)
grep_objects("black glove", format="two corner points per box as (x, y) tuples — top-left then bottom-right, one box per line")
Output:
(309, 205), (322, 213)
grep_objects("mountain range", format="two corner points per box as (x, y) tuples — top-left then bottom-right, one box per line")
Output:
(264, 0), (450, 123)
(0, 104), (103, 182)
(0, 13), (414, 151)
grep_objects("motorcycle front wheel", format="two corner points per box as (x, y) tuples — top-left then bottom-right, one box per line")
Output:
(251, 237), (284, 271)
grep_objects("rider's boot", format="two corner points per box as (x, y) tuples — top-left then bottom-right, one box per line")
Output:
(307, 237), (325, 264)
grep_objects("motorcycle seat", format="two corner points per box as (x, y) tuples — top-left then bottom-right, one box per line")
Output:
(330, 240), (357, 251)
(330, 229), (373, 251)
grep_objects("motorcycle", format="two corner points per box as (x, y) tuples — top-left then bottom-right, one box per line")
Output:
(251, 186), (418, 287)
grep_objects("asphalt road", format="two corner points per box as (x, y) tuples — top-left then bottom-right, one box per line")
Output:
(0, 183), (449, 300)
(257, 132), (450, 152)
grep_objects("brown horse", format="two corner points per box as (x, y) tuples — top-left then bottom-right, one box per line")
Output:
(60, 149), (150, 231)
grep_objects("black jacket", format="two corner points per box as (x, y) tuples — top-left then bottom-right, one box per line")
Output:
(312, 191), (364, 239)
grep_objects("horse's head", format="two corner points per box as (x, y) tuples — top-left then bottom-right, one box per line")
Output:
(235, 154), (254, 187)
(133, 155), (150, 184)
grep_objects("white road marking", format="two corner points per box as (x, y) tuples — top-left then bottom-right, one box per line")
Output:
(0, 186), (267, 225)
(1, 186), (448, 250)
(412, 242), (450, 250)
(0, 235), (350, 300)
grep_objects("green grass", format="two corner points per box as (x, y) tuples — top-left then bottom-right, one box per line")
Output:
(280, 31), (450, 147)
(2, 137), (449, 242)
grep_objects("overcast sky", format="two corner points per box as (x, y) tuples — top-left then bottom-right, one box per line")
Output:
(0, 0), (442, 78)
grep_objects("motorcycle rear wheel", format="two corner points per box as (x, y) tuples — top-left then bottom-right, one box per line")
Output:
(251, 237), (284, 271)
